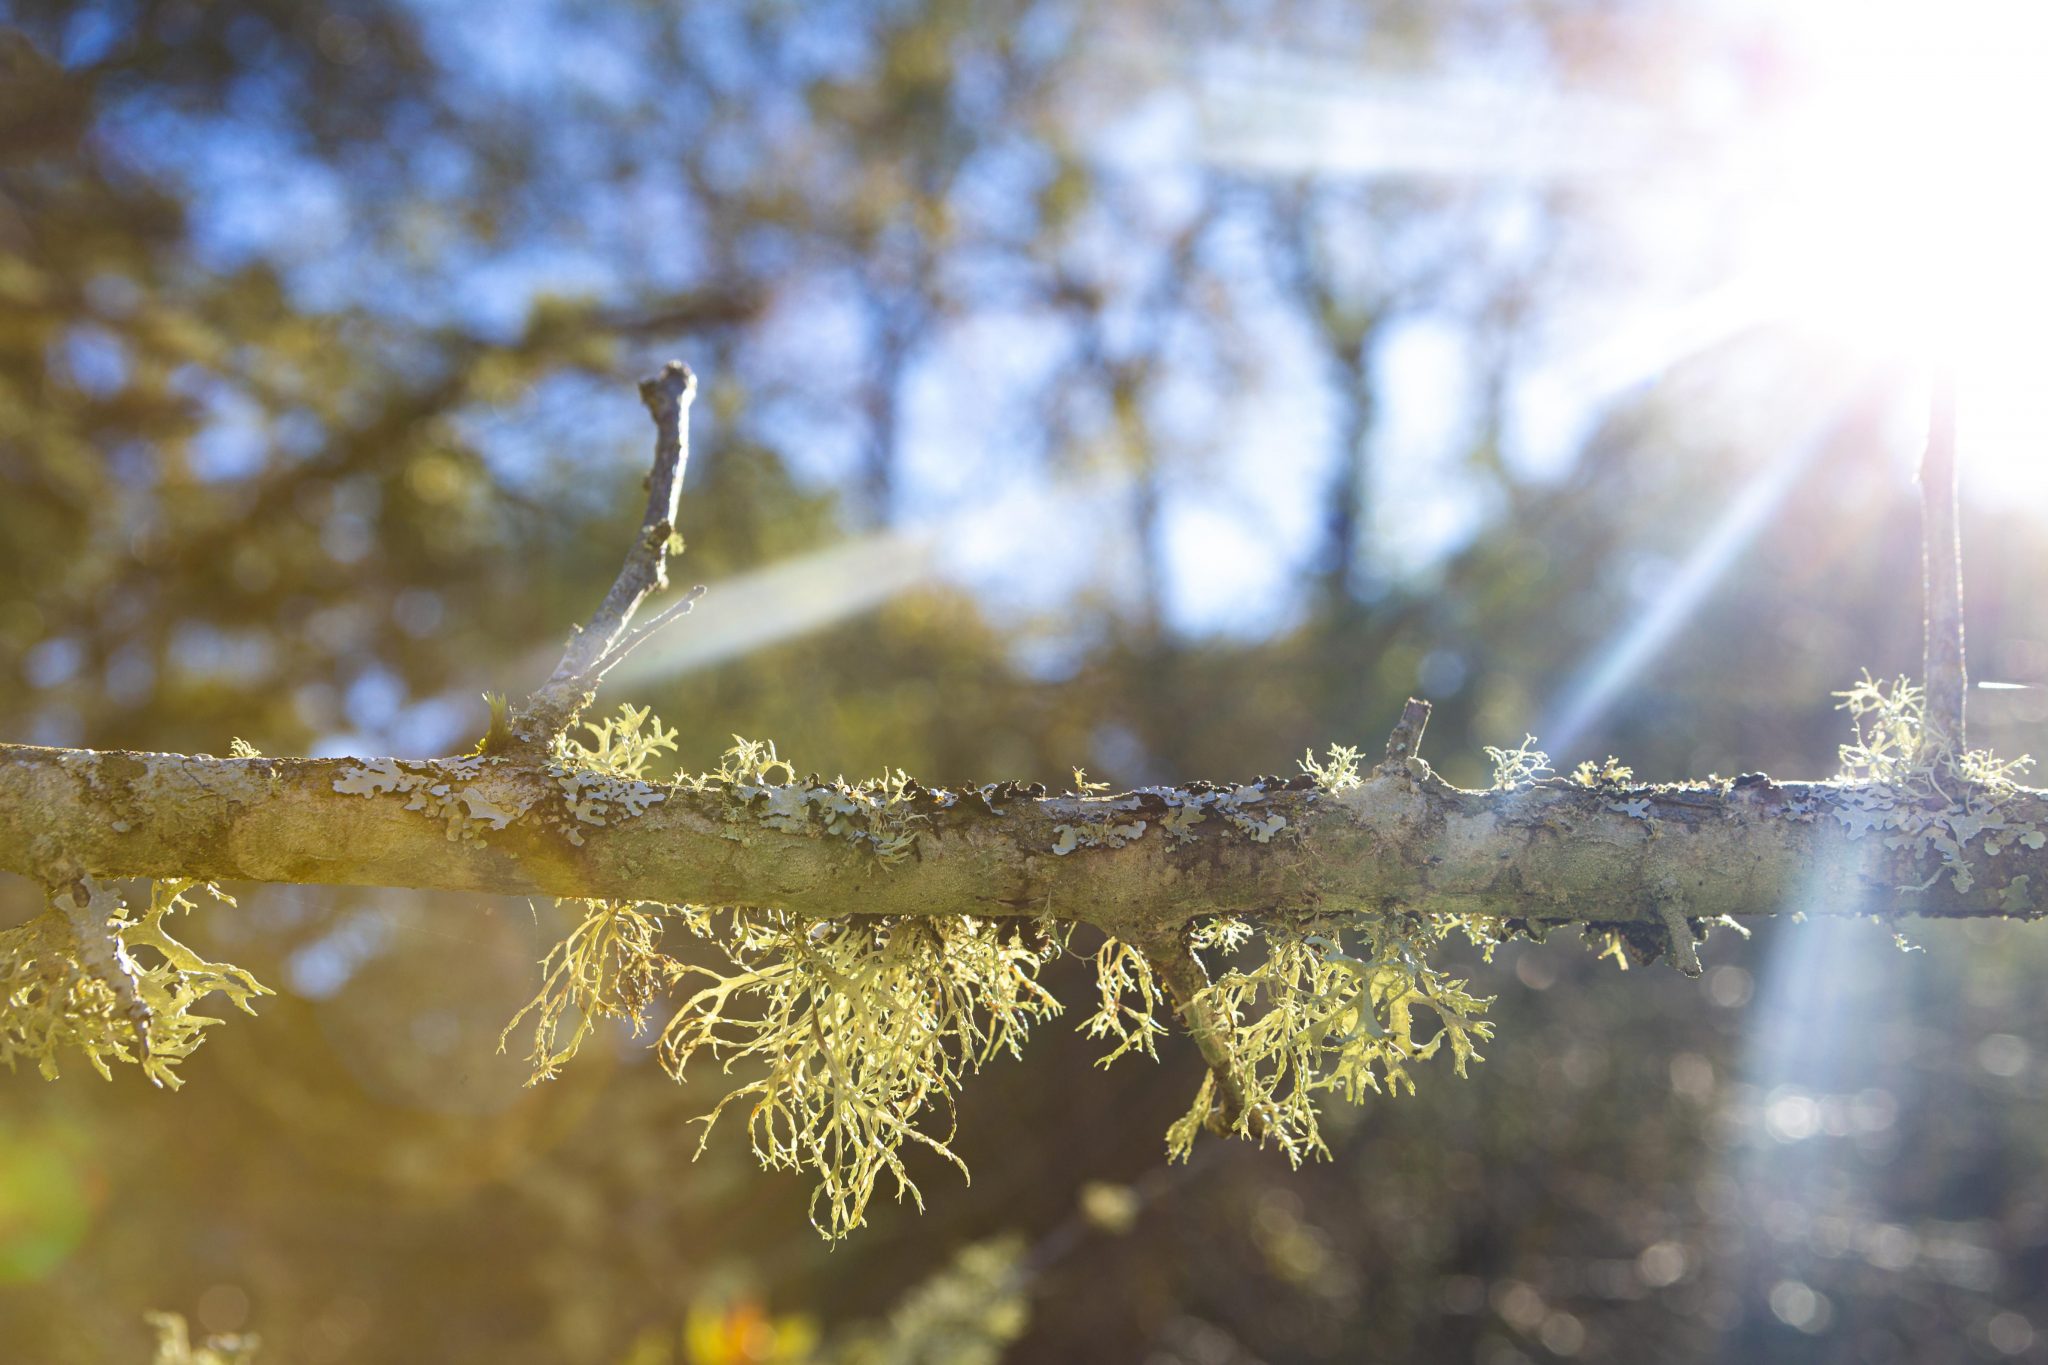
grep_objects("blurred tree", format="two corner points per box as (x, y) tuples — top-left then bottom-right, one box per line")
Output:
(7, 2), (2048, 1364)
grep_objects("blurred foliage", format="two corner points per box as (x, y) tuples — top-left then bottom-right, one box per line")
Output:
(827, 1235), (1030, 1365)
(145, 1312), (259, 1365)
(5, 0), (2048, 1362)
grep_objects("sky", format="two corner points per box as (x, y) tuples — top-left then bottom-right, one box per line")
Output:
(50, 0), (2048, 710)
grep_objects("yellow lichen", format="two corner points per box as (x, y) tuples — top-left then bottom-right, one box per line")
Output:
(0, 882), (270, 1088)
(661, 912), (1062, 1238)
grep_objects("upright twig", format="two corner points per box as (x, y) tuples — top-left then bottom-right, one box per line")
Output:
(1921, 364), (1966, 749)
(508, 362), (704, 751)
(1378, 697), (1433, 774)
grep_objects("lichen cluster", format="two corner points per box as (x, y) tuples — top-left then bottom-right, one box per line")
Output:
(706, 737), (929, 867)
(1089, 913), (1498, 1166)
(663, 911), (1061, 1237)
(146, 1311), (259, 1365)
(507, 898), (1502, 1234)
(1484, 734), (1553, 789)
(485, 717), (1507, 1237)
(332, 702), (683, 849)
(505, 897), (1063, 1238)
(1050, 778), (1293, 855)
(332, 755), (527, 844)
(1832, 672), (2041, 896)
(500, 897), (704, 1083)
(0, 881), (270, 1087)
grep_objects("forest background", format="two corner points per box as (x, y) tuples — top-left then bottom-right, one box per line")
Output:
(5, 1), (2048, 1361)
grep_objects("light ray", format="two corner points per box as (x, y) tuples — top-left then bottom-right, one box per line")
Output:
(1195, 59), (1691, 181)
(606, 532), (941, 686)
(606, 471), (1132, 687)
(1538, 373), (1867, 760)
(1712, 834), (1904, 1352)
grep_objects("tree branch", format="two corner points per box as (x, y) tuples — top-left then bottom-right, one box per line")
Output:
(1140, 927), (1265, 1139)
(509, 361), (703, 749)
(3, 366), (2040, 956)
(1922, 363), (1966, 747)
(3, 742), (2042, 935)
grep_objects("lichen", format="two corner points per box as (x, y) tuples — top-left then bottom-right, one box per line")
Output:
(1299, 743), (1366, 793)
(1079, 937), (1168, 1064)
(1831, 672), (2040, 893)
(1176, 913), (1495, 1163)
(1050, 819), (1148, 855)
(551, 767), (666, 844)
(146, 1311), (260, 1365)
(1567, 756), (1656, 819)
(1047, 779), (1295, 855)
(1157, 799), (1208, 845)
(499, 898), (706, 1081)
(1484, 735), (1553, 789)
(682, 736), (937, 868)
(503, 892), (1062, 1239)
(659, 912), (1061, 1238)
(1570, 756), (1634, 788)
(1086, 913), (1497, 1166)
(0, 881), (271, 1088)
(333, 704), (682, 848)
(1189, 785), (1288, 843)
(552, 701), (678, 779)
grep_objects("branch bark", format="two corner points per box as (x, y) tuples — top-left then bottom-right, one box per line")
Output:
(2, 741), (2042, 936)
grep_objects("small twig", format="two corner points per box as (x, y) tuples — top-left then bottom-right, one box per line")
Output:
(1378, 696), (1433, 774)
(1652, 896), (1702, 979)
(509, 362), (700, 750)
(1142, 930), (1265, 1139)
(51, 874), (154, 1060)
(1921, 364), (1966, 749)
(590, 583), (708, 682)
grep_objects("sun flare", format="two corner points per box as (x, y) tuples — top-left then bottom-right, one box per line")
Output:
(1739, 0), (2048, 499)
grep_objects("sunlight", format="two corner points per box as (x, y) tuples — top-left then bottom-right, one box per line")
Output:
(1197, 3), (2048, 505)
(1718, 854), (1904, 1354)
(604, 472), (1132, 688)
(1734, 0), (2048, 500)
(1538, 370), (1864, 759)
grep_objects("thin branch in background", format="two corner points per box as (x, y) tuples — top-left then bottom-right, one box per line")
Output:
(1921, 363), (1966, 748)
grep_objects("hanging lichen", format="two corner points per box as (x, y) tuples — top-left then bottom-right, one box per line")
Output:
(1158, 914), (1496, 1164)
(499, 898), (708, 1083)
(658, 911), (1063, 1238)
(0, 881), (270, 1088)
